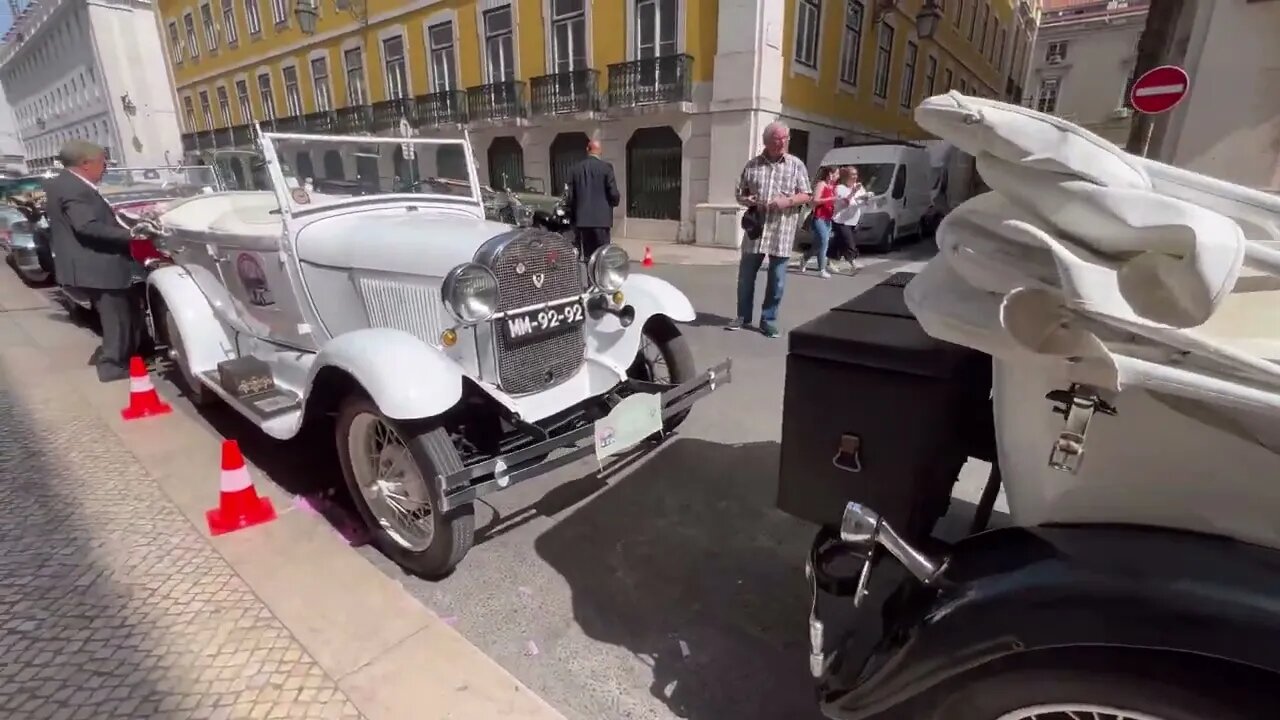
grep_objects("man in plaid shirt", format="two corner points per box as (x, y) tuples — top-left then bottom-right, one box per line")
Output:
(730, 121), (812, 338)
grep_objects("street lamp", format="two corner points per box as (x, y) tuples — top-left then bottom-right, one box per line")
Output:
(294, 0), (366, 35)
(915, 0), (944, 40)
(121, 92), (137, 115)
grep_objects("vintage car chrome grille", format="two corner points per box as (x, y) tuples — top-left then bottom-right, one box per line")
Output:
(489, 230), (586, 395)
(356, 274), (447, 345)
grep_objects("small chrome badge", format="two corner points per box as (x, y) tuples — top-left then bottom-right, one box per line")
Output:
(532, 273), (545, 289)
(515, 262), (526, 275)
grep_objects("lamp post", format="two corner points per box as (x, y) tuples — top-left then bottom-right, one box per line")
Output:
(121, 93), (137, 116)
(294, 0), (318, 34)
(915, 0), (944, 40)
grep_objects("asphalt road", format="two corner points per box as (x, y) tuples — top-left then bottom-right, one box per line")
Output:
(138, 238), (995, 720)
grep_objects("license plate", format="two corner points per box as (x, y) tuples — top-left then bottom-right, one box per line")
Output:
(504, 300), (585, 342)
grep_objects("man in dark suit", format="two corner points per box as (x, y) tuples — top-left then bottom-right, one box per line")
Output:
(564, 139), (620, 261)
(45, 140), (143, 382)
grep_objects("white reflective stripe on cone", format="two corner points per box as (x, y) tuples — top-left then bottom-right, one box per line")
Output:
(220, 465), (254, 493)
(130, 376), (155, 393)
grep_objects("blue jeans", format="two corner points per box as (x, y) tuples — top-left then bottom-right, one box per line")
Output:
(736, 251), (788, 326)
(808, 218), (832, 271)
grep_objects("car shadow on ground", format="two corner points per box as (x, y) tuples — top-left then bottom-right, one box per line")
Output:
(533, 436), (828, 720)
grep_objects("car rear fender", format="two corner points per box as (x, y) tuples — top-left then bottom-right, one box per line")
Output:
(307, 327), (465, 421)
(587, 273), (696, 372)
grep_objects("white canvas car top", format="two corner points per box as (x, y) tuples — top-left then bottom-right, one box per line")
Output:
(905, 91), (1280, 420)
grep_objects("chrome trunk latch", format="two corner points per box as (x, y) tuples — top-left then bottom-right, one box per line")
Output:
(1045, 384), (1116, 474)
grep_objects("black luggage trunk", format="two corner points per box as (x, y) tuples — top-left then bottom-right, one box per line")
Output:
(777, 273), (994, 540)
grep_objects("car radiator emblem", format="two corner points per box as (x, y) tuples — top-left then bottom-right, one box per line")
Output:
(515, 262), (527, 275)
(532, 273), (545, 289)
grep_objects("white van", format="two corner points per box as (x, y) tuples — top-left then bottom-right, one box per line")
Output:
(815, 142), (933, 251)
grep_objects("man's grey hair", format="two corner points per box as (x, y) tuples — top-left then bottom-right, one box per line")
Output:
(58, 139), (107, 167)
(762, 120), (790, 142)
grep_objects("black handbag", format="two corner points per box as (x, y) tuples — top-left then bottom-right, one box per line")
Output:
(741, 205), (765, 240)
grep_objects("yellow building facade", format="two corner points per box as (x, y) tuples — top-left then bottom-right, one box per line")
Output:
(159, 0), (1036, 241)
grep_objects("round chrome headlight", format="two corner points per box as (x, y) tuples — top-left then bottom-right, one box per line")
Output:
(588, 244), (630, 292)
(442, 263), (499, 324)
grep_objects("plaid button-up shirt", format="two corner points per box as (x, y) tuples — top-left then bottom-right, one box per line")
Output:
(737, 152), (812, 257)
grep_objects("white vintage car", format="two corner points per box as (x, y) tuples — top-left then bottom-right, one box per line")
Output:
(144, 131), (730, 577)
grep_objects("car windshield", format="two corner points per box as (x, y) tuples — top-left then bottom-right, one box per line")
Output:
(7, 175), (51, 197)
(263, 133), (481, 212)
(851, 163), (898, 195)
(99, 166), (220, 199)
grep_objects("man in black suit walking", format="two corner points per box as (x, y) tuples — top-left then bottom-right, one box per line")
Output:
(45, 140), (144, 382)
(564, 139), (620, 261)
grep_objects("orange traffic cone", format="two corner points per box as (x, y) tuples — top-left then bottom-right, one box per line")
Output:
(120, 356), (172, 421)
(642, 246), (654, 267)
(206, 439), (277, 536)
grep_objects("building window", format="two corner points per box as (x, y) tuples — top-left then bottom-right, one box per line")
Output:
(635, 0), (677, 59)
(1046, 40), (1067, 63)
(199, 90), (214, 128)
(344, 47), (366, 105)
(924, 54), (938, 97)
(311, 56), (333, 111)
(872, 22), (894, 99)
(550, 0), (587, 74)
(216, 86), (232, 126)
(839, 1), (864, 86)
(258, 73), (277, 120)
(995, 27), (1006, 71)
(270, 0), (287, 26)
(1036, 76), (1060, 113)
(427, 21), (457, 91)
(958, 77), (968, 94)
(483, 6), (515, 82)
(943, 67), (953, 91)
(167, 21), (183, 63)
(236, 78), (253, 121)
(900, 41), (918, 108)
(382, 35), (408, 99)
(182, 96), (196, 131)
(244, 0), (262, 35)
(282, 65), (303, 116)
(793, 0), (820, 69)
(954, 0), (964, 27)
(967, 0), (978, 41)
(222, 0), (238, 44)
(978, 3), (989, 54)
(200, 3), (218, 50)
(184, 13), (200, 58)
(789, 128), (810, 167)
(626, 126), (682, 221)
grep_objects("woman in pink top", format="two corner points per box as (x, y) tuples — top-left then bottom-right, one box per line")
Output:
(801, 166), (838, 277)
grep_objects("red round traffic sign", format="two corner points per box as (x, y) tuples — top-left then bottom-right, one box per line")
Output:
(1129, 65), (1190, 115)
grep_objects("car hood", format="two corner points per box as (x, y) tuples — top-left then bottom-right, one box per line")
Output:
(294, 208), (513, 277)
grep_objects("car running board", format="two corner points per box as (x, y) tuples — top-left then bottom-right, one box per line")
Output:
(198, 370), (301, 421)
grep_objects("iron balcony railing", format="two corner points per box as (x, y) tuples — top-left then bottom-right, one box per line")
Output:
(466, 80), (527, 122)
(529, 69), (600, 116)
(606, 54), (694, 108)
(371, 97), (416, 133)
(415, 89), (468, 126)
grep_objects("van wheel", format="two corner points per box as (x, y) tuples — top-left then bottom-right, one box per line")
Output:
(162, 308), (215, 406)
(876, 221), (897, 253)
(335, 394), (475, 579)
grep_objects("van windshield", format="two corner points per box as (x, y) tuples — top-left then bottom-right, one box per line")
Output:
(851, 163), (897, 195)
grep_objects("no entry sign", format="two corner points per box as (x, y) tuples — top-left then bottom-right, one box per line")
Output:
(1130, 65), (1190, 115)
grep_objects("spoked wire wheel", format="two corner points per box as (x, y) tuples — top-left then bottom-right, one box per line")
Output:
(628, 333), (672, 385)
(997, 706), (1168, 720)
(346, 412), (435, 551)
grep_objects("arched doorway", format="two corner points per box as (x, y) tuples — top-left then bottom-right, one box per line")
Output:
(487, 136), (524, 191)
(295, 152), (316, 183)
(323, 150), (345, 179)
(392, 145), (412, 185)
(437, 144), (467, 182)
(355, 148), (381, 193)
(549, 132), (589, 197)
(625, 126), (682, 220)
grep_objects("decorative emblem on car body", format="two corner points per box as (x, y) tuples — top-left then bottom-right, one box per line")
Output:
(515, 262), (526, 275)
(546, 249), (560, 269)
(532, 273), (545, 289)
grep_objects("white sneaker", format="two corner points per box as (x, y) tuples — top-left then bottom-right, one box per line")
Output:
(819, 270), (831, 279)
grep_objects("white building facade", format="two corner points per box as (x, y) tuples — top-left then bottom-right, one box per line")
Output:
(0, 0), (184, 170)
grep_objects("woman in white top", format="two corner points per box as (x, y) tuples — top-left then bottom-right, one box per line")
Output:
(830, 166), (870, 272)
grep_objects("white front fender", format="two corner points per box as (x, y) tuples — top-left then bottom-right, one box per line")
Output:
(147, 265), (234, 375)
(587, 273), (697, 372)
(309, 327), (465, 421)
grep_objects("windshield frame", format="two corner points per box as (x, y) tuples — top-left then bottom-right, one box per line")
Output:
(98, 165), (222, 199)
(260, 131), (485, 219)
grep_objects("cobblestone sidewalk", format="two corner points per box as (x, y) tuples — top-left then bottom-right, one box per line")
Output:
(0, 369), (364, 719)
